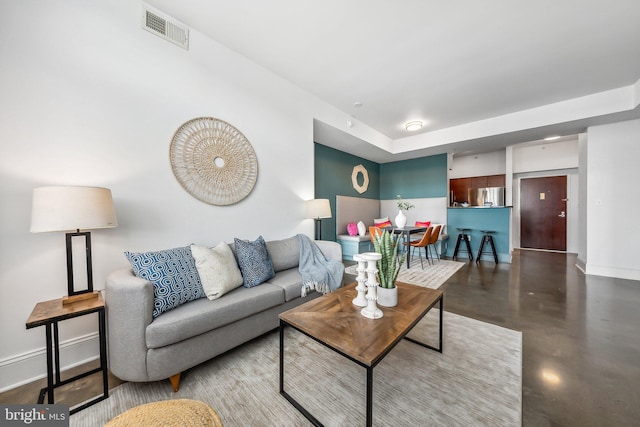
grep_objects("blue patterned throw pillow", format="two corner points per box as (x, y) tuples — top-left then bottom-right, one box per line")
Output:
(125, 246), (205, 317)
(234, 236), (275, 288)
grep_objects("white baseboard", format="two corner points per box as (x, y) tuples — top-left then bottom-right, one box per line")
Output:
(585, 264), (640, 281)
(573, 255), (637, 281)
(0, 332), (100, 393)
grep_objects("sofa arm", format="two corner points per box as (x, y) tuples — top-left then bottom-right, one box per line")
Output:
(105, 268), (155, 382)
(315, 240), (342, 262)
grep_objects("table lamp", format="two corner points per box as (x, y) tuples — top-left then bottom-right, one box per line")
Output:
(306, 199), (331, 240)
(30, 186), (118, 305)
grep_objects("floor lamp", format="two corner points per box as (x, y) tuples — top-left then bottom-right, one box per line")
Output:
(306, 199), (332, 240)
(30, 186), (118, 305)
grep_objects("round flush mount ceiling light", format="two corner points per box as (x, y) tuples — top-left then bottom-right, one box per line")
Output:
(405, 121), (423, 131)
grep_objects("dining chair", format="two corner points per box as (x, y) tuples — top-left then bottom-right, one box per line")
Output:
(368, 226), (383, 250)
(404, 226), (433, 269)
(426, 225), (442, 264)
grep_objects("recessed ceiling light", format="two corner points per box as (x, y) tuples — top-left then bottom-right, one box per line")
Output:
(405, 121), (423, 131)
(353, 101), (363, 108)
(544, 135), (561, 141)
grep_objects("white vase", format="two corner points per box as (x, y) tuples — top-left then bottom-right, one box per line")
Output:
(357, 220), (366, 236)
(377, 285), (398, 307)
(395, 210), (407, 229)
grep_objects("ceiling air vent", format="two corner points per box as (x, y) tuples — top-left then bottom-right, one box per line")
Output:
(142, 6), (189, 50)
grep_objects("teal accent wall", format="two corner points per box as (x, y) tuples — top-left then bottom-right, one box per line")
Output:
(314, 145), (449, 241)
(445, 207), (511, 263)
(314, 144), (512, 261)
(379, 154), (448, 199)
(314, 143), (380, 241)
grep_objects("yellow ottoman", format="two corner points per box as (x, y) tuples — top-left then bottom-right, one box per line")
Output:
(105, 399), (223, 426)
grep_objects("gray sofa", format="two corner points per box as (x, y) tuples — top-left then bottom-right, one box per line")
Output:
(105, 237), (342, 391)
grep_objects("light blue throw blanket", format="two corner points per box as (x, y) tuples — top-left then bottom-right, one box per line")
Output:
(297, 234), (344, 296)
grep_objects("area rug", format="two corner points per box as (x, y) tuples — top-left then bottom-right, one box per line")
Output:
(71, 311), (522, 426)
(345, 257), (465, 289)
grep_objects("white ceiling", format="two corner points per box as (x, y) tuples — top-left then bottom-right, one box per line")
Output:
(146, 0), (640, 162)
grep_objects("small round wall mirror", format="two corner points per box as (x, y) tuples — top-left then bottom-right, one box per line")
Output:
(352, 164), (369, 194)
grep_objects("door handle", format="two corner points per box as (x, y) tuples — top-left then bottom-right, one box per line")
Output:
(558, 211), (566, 218)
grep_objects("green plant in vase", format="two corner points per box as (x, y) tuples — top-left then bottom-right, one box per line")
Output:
(396, 194), (415, 211)
(373, 230), (406, 289)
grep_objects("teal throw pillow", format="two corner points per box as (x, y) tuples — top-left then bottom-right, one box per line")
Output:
(234, 236), (275, 288)
(125, 246), (205, 317)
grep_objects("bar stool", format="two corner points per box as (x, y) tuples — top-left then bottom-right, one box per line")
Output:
(453, 228), (473, 261)
(476, 230), (499, 263)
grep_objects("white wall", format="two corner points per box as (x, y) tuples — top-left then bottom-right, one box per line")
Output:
(585, 119), (640, 280)
(511, 169), (579, 253)
(0, 1), (382, 390)
(577, 133), (589, 269)
(512, 139), (579, 173)
(449, 150), (506, 178)
(509, 139), (580, 253)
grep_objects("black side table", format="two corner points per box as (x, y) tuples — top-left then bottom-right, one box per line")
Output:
(26, 294), (108, 414)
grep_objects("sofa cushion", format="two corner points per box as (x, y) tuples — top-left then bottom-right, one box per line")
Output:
(374, 216), (390, 226)
(234, 236), (275, 287)
(374, 216), (389, 223)
(266, 236), (300, 272)
(125, 246), (205, 318)
(191, 242), (243, 300)
(266, 269), (306, 301)
(145, 283), (285, 349)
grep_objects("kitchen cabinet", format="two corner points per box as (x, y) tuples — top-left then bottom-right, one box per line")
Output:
(487, 174), (506, 187)
(450, 177), (471, 203)
(450, 174), (505, 205)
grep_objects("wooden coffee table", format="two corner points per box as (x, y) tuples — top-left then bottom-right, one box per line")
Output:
(279, 281), (443, 427)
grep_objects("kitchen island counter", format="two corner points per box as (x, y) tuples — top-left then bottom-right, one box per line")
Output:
(446, 206), (511, 262)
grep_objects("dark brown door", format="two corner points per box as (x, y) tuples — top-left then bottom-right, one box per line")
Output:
(520, 176), (567, 251)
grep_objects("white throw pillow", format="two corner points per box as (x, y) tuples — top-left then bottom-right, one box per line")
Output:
(357, 221), (366, 236)
(191, 242), (243, 300)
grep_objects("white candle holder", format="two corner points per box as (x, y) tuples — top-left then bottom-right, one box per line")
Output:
(359, 252), (383, 319)
(352, 254), (368, 307)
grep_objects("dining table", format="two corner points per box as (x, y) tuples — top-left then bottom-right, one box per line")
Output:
(382, 225), (428, 269)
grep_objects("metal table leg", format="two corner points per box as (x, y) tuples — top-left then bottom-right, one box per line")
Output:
(366, 367), (373, 427)
(404, 295), (444, 353)
(280, 320), (323, 426)
(405, 229), (411, 269)
(36, 311), (109, 414)
(42, 323), (54, 404)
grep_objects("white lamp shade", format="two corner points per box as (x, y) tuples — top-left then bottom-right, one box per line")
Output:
(30, 186), (118, 233)
(306, 199), (332, 219)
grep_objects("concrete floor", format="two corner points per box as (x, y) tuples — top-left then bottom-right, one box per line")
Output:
(442, 249), (640, 426)
(2, 250), (638, 425)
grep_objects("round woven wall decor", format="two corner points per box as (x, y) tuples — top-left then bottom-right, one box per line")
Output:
(170, 117), (258, 205)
